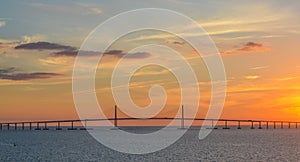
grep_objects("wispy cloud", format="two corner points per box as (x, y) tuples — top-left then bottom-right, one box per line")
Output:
(103, 50), (151, 59)
(76, 3), (102, 15)
(125, 27), (265, 43)
(0, 21), (6, 27)
(15, 42), (76, 51)
(52, 49), (79, 57)
(249, 66), (269, 70)
(0, 67), (61, 81)
(0, 35), (47, 50)
(278, 77), (297, 81)
(201, 14), (282, 28)
(133, 68), (170, 77)
(166, 41), (186, 46)
(53, 49), (151, 59)
(31, 3), (102, 15)
(244, 75), (260, 80)
(0, 18), (9, 28)
(221, 42), (269, 55)
(173, 41), (185, 46)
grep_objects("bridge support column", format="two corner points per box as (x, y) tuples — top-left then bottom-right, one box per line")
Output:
(223, 120), (229, 129)
(56, 122), (62, 130)
(237, 121), (241, 129)
(68, 121), (76, 130)
(251, 121), (254, 129)
(43, 123), (49, 130)
(35, 123), (41, 130)
(258, 121), (262, 129)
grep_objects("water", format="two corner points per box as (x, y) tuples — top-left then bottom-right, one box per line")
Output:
(0, 128), (299, 161)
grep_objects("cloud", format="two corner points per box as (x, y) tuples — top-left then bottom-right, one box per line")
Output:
(86, 7), (102, 14)
(166, 41), (186, 46)
(244, 75), (260, 80)
(11, 40), (151, 59)
(31, 3), (102, 15)
(278, 77), (297, 81)
(249, 65), (269, 70)
(77, 3), (102, 15)
(52, 49), (151, 59)
(15, 42), (76, 51)
(21, 35), (47, 44)
(0, 18), (9, 28)
(0, 35), (45, 46)
(52, 49), (105, 57)
(133, 68), (170, 77)
(200, 14), (282, 29)
(0, 67), (61, 81)
(0, 21), (6, 27)
(0, 36), (151, 59)
(240, 42), (263, 51)
(0, 67), (15, 74)
(104, 50), (123, 55)
(103, 50), (151, 59)
(52, 49), (79, 57)
(221, 42), (269, 55)
(124, 52), (151, 59)
(0, 36), (47, 56)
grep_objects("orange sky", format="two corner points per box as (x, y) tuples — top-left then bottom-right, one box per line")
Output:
(0, 1), (300, 123)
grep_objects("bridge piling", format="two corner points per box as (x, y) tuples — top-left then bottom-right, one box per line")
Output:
(251, 121), (254, 129)
(43, 123), (49, 130)
(35, 122), (41, 130)
(223, 120), (229, 129)
(237, 121), (241, 129)
(56, 122), (62, 130)
(68, 121), (76, 130)
(258, 121), (262, 129)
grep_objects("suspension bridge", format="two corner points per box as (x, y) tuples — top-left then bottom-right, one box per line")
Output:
(1, 105), (299, 130)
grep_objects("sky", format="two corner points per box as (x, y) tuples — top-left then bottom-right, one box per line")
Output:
(0, 0), (300, 123)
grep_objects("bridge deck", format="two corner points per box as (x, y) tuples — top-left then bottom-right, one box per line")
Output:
(0, 117), (299, 130)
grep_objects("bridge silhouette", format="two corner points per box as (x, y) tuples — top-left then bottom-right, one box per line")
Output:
(1, 106), (299, 130)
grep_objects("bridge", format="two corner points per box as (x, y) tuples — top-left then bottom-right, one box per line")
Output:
(0, 106), (299, 130)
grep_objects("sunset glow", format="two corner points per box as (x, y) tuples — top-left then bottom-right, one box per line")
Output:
(1, 1), (300, 123)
